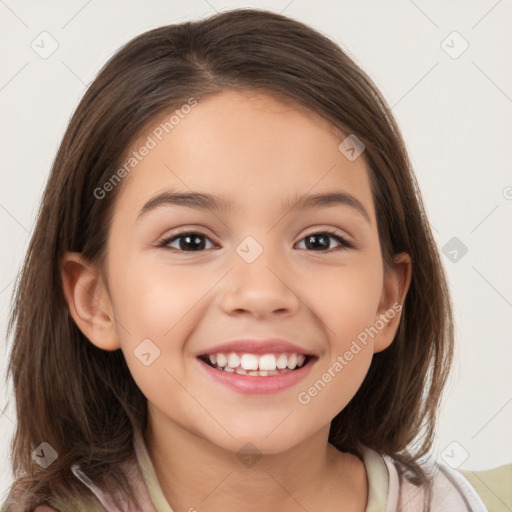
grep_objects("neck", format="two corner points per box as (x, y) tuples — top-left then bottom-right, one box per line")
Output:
(143, 409), (368, 512)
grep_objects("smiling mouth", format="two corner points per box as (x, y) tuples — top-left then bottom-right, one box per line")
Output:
(198, 353), (315, 377)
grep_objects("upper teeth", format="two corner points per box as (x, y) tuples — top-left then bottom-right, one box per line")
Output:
(209, 353), (306, 371)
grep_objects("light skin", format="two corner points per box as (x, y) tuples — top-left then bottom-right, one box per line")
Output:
(61, 89), (411, 512)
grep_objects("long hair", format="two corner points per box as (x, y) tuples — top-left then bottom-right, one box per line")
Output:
(2, 8), (453, 510)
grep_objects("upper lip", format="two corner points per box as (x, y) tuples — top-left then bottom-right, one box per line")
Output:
(196, 338), (316, 357)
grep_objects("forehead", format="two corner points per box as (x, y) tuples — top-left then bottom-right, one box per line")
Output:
(113, 89), (375, 221)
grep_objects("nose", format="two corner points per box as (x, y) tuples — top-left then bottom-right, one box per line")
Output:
(220, 249), (301, 318)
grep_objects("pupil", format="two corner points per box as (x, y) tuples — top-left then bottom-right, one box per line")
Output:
(181, 234), (205, 251)
(306, 234), (329, 250)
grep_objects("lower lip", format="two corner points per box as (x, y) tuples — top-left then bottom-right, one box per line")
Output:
(197, 357), (316, 395)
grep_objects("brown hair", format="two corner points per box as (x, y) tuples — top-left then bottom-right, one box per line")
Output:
(2, 8), (453, 511)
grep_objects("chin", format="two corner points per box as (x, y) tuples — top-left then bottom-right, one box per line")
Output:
(207, 428), (304, 457)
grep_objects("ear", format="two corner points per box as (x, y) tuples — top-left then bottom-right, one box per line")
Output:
(60, 251), (121, 351)
(373, 252), (412, 353)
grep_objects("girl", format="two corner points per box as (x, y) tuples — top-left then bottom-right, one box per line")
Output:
(1, 8), (509, 512)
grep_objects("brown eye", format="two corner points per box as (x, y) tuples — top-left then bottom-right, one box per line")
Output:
(159, 232), (216, 252)
(158, 229), (354, 253)
(296, 231), (353, 251)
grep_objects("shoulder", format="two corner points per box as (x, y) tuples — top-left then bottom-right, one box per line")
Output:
(412, 460), (512, 512)
(457, 462), (512, 512)
(380, 452), (511, 511)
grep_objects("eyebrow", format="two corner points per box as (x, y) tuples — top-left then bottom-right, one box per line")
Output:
(137, 190), (371, 224)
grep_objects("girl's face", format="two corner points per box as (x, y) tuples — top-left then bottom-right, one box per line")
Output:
(64, 89), (410, 454)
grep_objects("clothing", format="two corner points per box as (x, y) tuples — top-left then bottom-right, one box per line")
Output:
(2, 427), (511, 511)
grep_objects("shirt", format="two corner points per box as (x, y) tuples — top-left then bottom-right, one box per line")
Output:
(3, 427), (511, 511)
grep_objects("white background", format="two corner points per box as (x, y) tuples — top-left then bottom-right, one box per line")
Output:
(1, 0), (511, 502)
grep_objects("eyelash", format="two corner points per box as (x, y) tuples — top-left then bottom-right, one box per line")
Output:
(157, 228), (355, 253)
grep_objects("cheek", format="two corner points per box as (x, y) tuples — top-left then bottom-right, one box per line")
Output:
(109, 263), (205, 422)
(293, 254), (381, 414)
(301, 255), (383, 342)
(107, 259), (208, 387)
(295, 344), (373, 434)
(110, 258), (211, 339)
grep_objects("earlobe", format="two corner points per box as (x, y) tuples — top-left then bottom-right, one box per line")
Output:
(60, 251), (121, 351)
(373, 253), (412, 353)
